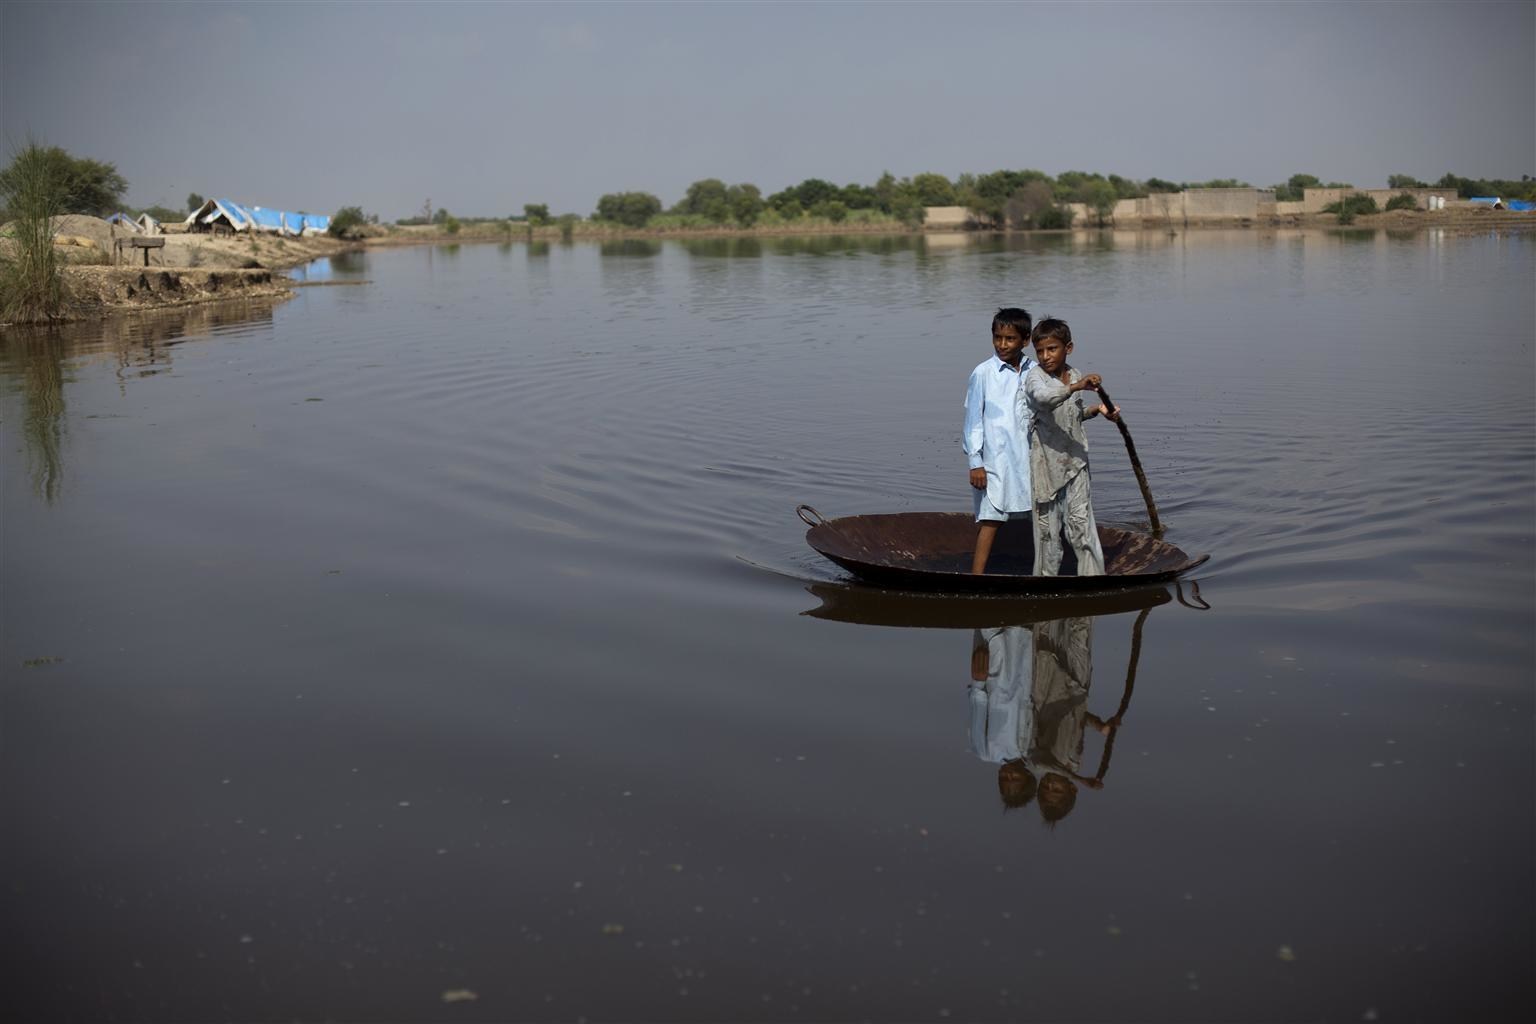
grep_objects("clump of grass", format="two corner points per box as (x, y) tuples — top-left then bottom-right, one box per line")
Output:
(0, 142), (67, 322)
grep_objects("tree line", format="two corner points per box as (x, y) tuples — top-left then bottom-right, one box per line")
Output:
(3, 144), (1534, 233)
(574, 170), (1535, 231)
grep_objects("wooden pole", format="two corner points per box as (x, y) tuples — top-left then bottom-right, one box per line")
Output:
(1093, 385), (1163, 538)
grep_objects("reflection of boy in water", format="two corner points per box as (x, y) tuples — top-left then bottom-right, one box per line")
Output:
(968, 626), (1037, 809)
(997, 759), (1038, 809)
(1029, 616), (1097, 824)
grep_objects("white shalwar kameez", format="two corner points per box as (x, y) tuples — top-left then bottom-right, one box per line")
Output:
(967, 626), (1034, 764)
(962, 355), (1033, 521)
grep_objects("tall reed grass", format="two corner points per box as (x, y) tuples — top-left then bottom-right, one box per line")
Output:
(0, 142), (67, 323)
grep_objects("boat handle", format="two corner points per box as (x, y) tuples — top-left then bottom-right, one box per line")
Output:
(1175, 580), (1211, 610)
(796, 504), (827, 527)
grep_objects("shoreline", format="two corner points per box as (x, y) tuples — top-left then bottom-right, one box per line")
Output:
(360, 206), (1536, 246)
(2, 222), (359, 327)
(7, 211), (1530, 329)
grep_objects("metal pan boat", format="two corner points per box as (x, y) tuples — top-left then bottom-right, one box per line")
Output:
(798, 505), (1208, 595)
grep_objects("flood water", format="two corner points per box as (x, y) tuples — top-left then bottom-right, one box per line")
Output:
(3, 229), (1532, 1022)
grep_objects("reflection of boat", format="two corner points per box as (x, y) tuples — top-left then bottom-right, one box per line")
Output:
(798, 506), (1207, 594)
(803, 580), (1170, 629)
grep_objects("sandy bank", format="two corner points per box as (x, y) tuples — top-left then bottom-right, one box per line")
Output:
(1, 215), (358, 324)
(63, 266), (293, 316)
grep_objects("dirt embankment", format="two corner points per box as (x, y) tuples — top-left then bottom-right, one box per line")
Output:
(1, 214), (355, 322)
(63, 266), (293, 315)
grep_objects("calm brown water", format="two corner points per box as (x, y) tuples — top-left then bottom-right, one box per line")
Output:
(3, 229), (1532, 1022)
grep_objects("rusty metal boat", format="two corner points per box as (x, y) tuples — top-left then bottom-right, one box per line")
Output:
(797, 505), (1207, 594)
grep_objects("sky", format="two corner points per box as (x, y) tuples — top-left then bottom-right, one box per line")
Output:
(2, 0), (1532, 220)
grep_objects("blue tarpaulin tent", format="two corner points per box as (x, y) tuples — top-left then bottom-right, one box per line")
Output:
(247, 206), (286, 233)
(184, 198), (327, 234)
(183, 198), (254, 232)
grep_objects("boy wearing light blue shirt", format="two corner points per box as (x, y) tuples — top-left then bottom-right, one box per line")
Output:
(962, 307), (1034, 574)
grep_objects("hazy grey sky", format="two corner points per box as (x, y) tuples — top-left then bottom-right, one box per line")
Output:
(3, 1), (1531, 219)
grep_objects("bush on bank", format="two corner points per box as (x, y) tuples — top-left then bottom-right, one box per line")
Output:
(0, 142), (66, 323)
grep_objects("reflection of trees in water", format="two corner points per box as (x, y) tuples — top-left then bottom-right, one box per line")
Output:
(330, 250), (368, 274)
(10, 336), (68, 502)
(0, 299), (277, 502)
(598, 241), (662, 307)
(678, 237), (764, 260)
(599, 239), (662, 259)
(763, 234), (920, 258)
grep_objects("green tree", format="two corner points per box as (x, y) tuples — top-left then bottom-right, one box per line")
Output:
(1433, 173), (1535, 200)
(768, 178), (840, 215)
(329, 206), (368, 239)
(1384, 193), (1419, 211)
(0, 145), (126, 216)
(809, 199), (848, 222)
(1053, 170), (1098, 202)
(432, 207), (452, 224)
(1323, 193), (1379, 223)
(676, 178), (731, 221)
(963, 170), (1038, 226)
(840, 183), (879, 210)
(1274, 173), (1355, 201)
(1387, 174), (1425, 190)
(1275, 173), (1321, 201)
(726, 183), (764, 226)
(1004, 179), (1056, 228)
(1145, 177), (1180, 194)
(910, 172), (956, 206)
(1108, 174), (1145, 200)
(523, 203), (550, 225)
(1036, 205), (1073, 230)
(595, 191), (662, 227)
(187, 192), (205, 212)
(1081, 179), (1119, 226)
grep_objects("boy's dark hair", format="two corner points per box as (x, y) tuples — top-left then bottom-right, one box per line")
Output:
(997, 759), (1038, 810)
(1037, 771), (1079, 824)
(1031, 318), (1071, 345)
(993, 307), (1032, 336)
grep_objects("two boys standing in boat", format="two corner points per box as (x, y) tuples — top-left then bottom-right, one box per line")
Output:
(961, 307), (1119, 576)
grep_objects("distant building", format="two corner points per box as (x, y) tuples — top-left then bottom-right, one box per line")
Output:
(1299, 187), (1457, 214)
(922, 206), (971, 229)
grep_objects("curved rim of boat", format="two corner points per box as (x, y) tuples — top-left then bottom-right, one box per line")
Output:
(801, 579), (1176, 629)
(797, 505), (1208, 594)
